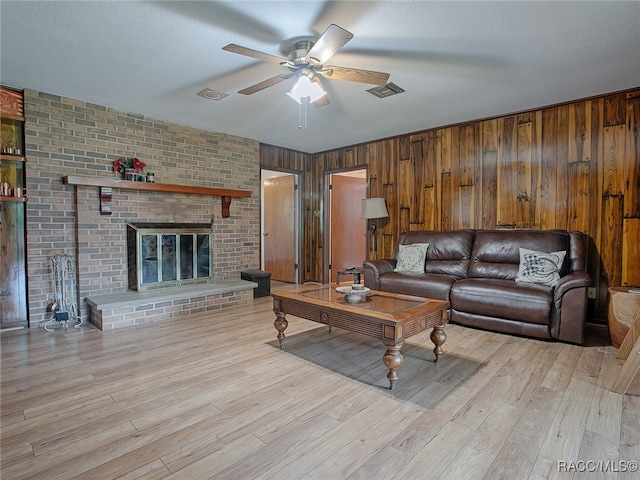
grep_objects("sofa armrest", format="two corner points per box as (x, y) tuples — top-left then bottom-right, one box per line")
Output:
(363, 259), (396, 290)
(551, 271), (591, 344)
(554, 271), (591, 303)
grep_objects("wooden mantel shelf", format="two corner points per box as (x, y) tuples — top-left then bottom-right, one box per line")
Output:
(62, 175), (250, 217)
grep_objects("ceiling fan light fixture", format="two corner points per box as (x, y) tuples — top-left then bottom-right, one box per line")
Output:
(286, 75), (326, 104)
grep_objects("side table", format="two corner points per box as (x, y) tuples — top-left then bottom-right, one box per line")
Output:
(608, 287), (640, 347)
(609, 287), (640, 394)
(336, 267), (364, 285)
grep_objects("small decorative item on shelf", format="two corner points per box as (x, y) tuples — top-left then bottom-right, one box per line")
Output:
(146, 172), (155, 183)
(2, 141), (20, 155)
(112, 156), (147, 181)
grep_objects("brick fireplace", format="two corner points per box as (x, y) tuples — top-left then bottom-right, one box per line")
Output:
(75, 184), (259, 329)
(23, 89), (262, 329)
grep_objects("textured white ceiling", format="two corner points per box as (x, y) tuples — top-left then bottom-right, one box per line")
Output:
(1, 1), (639, 153)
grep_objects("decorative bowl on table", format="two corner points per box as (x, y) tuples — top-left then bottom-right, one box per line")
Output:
(336, 285), (371, 304)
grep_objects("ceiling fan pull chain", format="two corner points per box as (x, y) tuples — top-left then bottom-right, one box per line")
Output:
(297, 97), (310, 129)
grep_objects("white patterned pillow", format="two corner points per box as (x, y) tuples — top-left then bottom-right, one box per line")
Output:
(515, 248), (566, 287)
(394, 243), (429, 273)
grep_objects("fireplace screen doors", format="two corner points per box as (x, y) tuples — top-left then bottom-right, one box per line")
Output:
(127, 223), (213, 291)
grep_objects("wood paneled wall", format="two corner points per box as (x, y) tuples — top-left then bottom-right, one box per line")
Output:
(261, 88), (640, 322)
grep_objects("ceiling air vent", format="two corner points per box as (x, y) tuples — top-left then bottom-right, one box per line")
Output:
(196, 88), (228, 101)
(367, 82), (405, 99)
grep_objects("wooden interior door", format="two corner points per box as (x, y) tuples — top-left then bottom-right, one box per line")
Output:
(329, 173), (367, 283)
(263, 175), (296, 282)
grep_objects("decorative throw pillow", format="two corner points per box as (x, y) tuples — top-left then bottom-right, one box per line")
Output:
(515, 248), (566, 287)
(394, 243), (429, 273)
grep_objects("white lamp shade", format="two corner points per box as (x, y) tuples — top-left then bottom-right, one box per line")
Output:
(286, 76), (327, 104)
(360, 198), (389, 219)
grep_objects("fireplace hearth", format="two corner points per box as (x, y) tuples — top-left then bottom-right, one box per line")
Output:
(127, 223), (213, 291)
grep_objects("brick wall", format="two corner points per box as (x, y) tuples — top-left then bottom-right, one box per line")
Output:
(24, 90), (260, 326)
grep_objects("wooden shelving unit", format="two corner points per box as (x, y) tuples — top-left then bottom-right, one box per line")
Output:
(1, 86), (28, 328)
(62, 174), (251, 217)
(1, 154), (27, 162)
(0, 112), (24, 122)
(0, 196), (27, 202)
(0, 155), (27, 201)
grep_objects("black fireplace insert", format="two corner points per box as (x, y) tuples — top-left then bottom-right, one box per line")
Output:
(126, 223), (213, 291)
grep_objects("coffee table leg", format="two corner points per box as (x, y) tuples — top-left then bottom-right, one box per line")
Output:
(383, 342), (404, 390)
(430, 325), (447, 363)
(274, 311), (288, 349)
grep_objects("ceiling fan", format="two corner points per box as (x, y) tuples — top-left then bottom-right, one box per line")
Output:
(222, 24), (390, 107)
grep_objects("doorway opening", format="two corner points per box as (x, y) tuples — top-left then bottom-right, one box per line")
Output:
(325, 169), (368, 284)
(261, 169), (300, 283)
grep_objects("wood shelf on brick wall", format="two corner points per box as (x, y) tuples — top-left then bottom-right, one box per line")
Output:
(62, 175), (251, 217)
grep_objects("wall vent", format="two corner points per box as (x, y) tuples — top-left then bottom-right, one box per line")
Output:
(197, 88), (228, 101)
(367, 82), (405, 99)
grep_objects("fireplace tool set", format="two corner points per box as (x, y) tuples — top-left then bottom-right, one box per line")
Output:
(45, 254), (82, 332)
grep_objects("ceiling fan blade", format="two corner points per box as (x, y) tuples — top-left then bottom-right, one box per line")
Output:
(306, 24), (353, 65)
(322, 65), (390, 85)
(342, 48), (505, 69)
(223, 44), (290, 66)
(237, 74), (291, 95)
(313, 94), (331, 108)
(311, 2), (375, 37)
(154, 2), (282, 44)
(311, 77), (330, 108)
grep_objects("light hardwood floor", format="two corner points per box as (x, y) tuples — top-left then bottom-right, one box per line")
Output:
(2, 283), (639, 480)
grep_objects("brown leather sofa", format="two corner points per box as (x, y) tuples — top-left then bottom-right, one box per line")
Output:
(363, 229), (591, 344)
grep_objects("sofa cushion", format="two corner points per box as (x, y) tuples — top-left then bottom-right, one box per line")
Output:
(379, 272), (457, 301)
(451, 278), (552, 325)
(451, 311), (553, 339)
(468, 229), (570, 280)
(394, 243), (429, 272)
(515, 248), (566, 287)
(395, 229), (474, 278)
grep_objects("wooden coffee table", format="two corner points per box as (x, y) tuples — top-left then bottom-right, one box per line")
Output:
(272, 285), (449, 389)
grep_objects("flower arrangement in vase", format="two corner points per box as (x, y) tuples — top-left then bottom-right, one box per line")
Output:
(113, 156), (146, 181)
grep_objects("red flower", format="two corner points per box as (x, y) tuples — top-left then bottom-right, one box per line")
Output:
(132, 157), (146, 171)
(112, 156), (146, 174)
(112, 158), (123, 173)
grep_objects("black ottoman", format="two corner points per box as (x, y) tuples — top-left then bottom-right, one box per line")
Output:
(241, 270), (272, 298)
